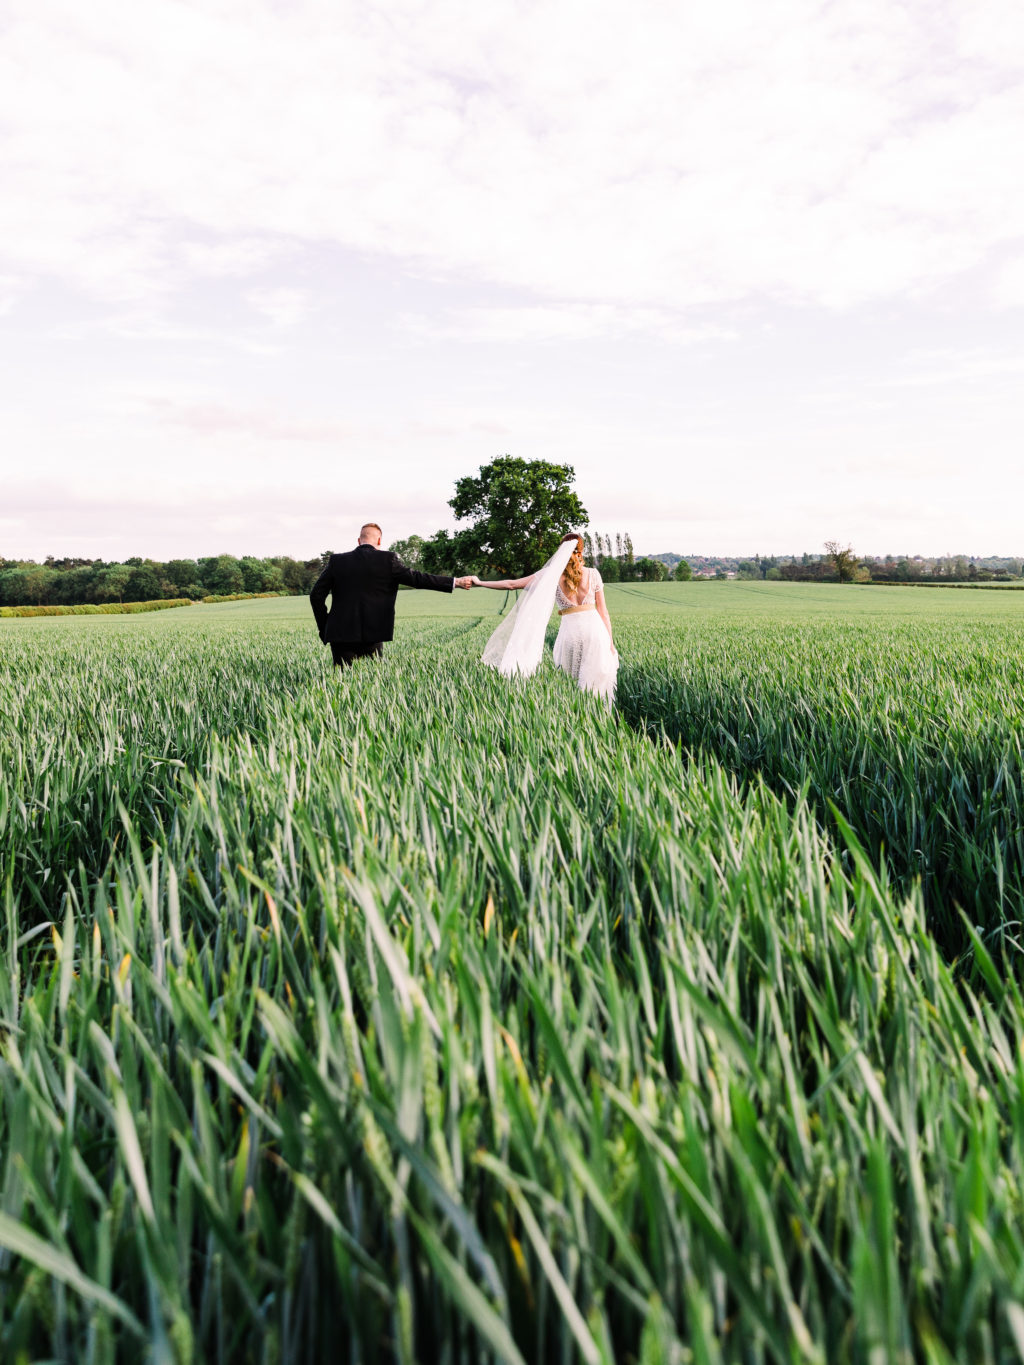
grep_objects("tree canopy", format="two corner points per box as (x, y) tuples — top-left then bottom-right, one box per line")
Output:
(824, 541), (858, 584)
(422, 456), (588, 576)
(0, 553), (322, 607)
(388, 535), (426, 570)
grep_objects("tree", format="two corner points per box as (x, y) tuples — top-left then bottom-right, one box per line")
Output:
(420, 529), (471, 576)
(425, 456), (588, 577)
(273, 556), (313, 593)
(124, 563), (162, 602)
(93, 565), (132, 602)
(260, 562), (286, 593)
(200, 554), (244, 595)
(0, 568), (29, 605)
(302, 557), (326, 591)
(674, 559), (692, 581)
(165, 560), (202, 597)
(239, 556), (267, 593)
(63, 566), (98, 604)
(389, 535), (426, 570)
(824, 541), (858, 584)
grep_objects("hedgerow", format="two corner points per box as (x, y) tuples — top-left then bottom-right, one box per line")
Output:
(0, 597), (194, 618)
(200, 590), (290, 603)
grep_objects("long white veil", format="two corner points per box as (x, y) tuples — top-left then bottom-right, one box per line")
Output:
(481, 539), (575, 677)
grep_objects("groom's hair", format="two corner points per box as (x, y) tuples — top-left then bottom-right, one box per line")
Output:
(358, 522), (383, 544)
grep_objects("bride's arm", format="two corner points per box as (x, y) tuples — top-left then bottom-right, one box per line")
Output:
(595, 588), (616, 651)
(471, 573), (536, 590)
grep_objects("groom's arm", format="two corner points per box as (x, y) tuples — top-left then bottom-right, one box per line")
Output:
(310, 561), (332, 639)
(391, 555), (456, 593)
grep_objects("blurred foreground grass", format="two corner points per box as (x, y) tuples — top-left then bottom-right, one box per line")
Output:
(1, 586), (1023, 1363)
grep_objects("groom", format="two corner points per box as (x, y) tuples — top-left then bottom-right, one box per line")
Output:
(310, 522), (474, 667)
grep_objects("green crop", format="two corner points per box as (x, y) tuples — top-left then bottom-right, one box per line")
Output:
(613, 588), (1024, 950)
(1, 587), (1023, 1363)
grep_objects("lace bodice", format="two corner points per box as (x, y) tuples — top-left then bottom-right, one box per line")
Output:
(555, 567), (602, 610)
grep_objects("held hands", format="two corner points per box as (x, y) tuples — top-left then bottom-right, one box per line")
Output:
(454, 575), (475, 590)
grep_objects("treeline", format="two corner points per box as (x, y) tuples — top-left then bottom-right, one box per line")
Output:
(731, 553), (1023, 584)
(0, 553), (328, 608)
(10, 542), (1017, 609)
(854, 554), (1022, 583)
(400, 529), (677, 583)
(581, 532), (675, 582)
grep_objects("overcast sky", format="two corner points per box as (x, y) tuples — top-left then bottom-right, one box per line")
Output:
(2, 0), (1023, 560)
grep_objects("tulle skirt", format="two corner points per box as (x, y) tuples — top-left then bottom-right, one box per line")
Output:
(553, 611), (618, 706)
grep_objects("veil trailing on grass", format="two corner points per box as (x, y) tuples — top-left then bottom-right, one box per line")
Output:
(481, 539), (576, 678)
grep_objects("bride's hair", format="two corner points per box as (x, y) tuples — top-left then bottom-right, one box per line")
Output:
(560, 532), (585, 593)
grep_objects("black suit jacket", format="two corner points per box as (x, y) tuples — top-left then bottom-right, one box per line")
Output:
(310, 546), (454, 644)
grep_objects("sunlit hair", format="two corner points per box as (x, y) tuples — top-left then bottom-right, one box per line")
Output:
(560, 532), (585, 593)
(359, 522), (383, 543)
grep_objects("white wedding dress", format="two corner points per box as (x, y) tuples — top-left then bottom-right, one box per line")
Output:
(481, 541), (618, 706)
(551, 570), (618, 704)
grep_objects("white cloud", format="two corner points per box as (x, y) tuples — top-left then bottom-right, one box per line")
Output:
(140, 395), (350, 442)
(400, 304), (735, 344)
(245, 287), (315, 327)
(90, 381), (350, 441)
(3, 0), (1024, 563)
(180, 238), (288, 278)
(48, 313), (284, 354)
(1, 0), (1022, 311)
(0, 479), (433, 560)
(991, 257), (1024, 309)
(884, 346), (1024, 389)
(0, 275), (28, 315)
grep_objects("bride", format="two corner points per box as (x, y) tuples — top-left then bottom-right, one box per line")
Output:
(474, 533), (618, 705)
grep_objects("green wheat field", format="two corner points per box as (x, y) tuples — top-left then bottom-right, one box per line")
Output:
(2, 583), (1023, 1364)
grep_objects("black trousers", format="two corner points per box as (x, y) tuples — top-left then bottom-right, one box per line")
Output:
(330, 640), (384, 668)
